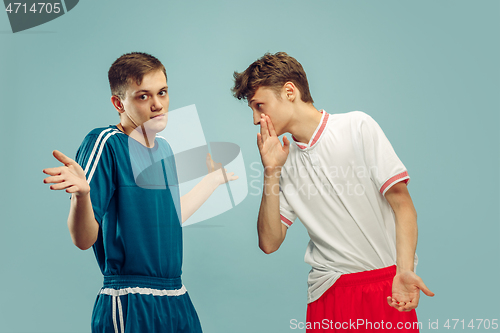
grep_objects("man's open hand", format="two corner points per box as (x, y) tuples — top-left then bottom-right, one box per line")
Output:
(43, 150), (90, 197)
(206, 153), (238, 186)
(257, 114), (289, 174)
(387, 271), (435, 311)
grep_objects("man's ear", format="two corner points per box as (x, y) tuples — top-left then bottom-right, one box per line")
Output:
(283, 82), (297, 102)
(111, 95), (125, 114)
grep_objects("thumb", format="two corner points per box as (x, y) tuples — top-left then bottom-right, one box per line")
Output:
(282, 136), (290, 154)
(206, 153), (213, 172)
(418, 279), (435, 297)
(256, 133), (263, 151)
(53, 150), (75, 167)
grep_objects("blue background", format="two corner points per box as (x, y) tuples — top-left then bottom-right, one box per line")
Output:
(0, 1), (498, 332)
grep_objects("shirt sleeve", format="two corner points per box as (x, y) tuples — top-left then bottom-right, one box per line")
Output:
(75, 132), (116, 225)
(279, 177), (298, 228)
(357, 112), (410, 196)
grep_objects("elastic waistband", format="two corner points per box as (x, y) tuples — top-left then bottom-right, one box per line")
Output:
(335, 265), (396, 287)
(103, 275), (182, 290)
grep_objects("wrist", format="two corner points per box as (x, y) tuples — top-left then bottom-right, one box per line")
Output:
(73, 189), (91, 199)
(396, 265), (414, 275)
(263, 173), (281, 185)
(205, 171), (223, 188)
(263, 165), (282, 178)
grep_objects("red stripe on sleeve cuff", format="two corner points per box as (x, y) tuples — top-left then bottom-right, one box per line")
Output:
(380, 171), (409, 195)
(280, 214), (293, 227)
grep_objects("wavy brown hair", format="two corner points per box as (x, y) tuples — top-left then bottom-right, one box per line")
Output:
(232, 52), (313, 103)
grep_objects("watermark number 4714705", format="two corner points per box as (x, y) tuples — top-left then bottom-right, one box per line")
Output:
(6, 2), (62, 14)
(3, 0), (79, 33)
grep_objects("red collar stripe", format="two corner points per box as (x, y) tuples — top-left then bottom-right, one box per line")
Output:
(309, 112), (329, 147)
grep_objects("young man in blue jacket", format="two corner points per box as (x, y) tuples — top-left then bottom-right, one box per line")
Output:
(44, 52), (236, 333)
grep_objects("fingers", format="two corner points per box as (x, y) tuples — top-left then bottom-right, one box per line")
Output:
(266, 115), (277, 137)
(387, 296), (418, 312)
(66, 185), (82, 194)
(398, 299), (418, 311)
(206, 160), (239, 183)
(53, 150), (75, 167)
(387, 296), (398, 308)
(400, 301), (417, 312)
(48, 178), (88, 194)
(48, 181), (73, 191)
(206, 153), (214, 172)
(210, 155), (216, 170)
(226, 172), (239, 181)
(260, 114), (269, 142)
(387, 296), (408, 312)
(43, 175), (65, 184)
(282, 135), (290, 154)
(44, 150), (80, 176)
(43, 166), (66, 176)
(256, 133), (263, 151)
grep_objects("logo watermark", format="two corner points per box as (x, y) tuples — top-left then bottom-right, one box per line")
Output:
(248, 162), (378, 199)
(4, 0), (79, 33)
(128, 104), (247, 227)
(290, 318), (422, 330)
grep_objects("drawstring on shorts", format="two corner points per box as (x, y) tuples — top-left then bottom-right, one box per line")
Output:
(112, 295), (125, 333)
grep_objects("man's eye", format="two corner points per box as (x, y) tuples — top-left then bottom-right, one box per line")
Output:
(159, 90), (167, 96)
(257, 103), (262, 109)
(140, 95), (148, 100)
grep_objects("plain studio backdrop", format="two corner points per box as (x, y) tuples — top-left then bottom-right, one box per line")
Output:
(0, 1), (498, 332)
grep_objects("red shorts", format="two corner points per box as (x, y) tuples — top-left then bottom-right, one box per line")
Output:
(306, 265), (420, 332)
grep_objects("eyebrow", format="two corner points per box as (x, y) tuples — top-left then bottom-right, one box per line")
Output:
(134, 86), (168, 94)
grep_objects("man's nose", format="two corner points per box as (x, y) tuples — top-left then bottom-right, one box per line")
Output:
(152, 96), (163, 111)
(253, 110), (260, 126)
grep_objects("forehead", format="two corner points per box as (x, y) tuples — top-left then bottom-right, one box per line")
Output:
(125, 70), (167, 95)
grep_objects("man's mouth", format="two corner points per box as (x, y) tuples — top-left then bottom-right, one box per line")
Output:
(151, 114), (165, 119)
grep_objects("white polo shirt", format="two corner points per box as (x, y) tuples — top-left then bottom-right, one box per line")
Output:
(279, 110), (417, 303)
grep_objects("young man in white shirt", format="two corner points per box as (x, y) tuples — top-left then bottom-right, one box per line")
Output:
(232, 52), (434, 332)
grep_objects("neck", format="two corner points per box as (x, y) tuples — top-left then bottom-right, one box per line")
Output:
(117, 122), (157, 148)
(286, 104), (323, 144)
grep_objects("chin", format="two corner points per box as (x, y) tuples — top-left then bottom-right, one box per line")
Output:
(144, 118), (168, 134)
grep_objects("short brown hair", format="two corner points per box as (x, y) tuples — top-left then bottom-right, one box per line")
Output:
(108, 52), (167, 99)
(231, 52), (313, 103)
